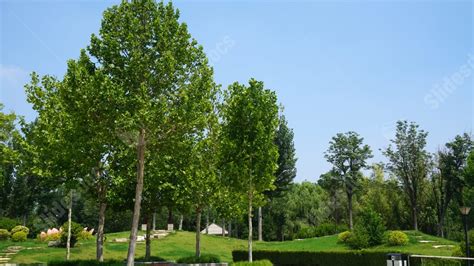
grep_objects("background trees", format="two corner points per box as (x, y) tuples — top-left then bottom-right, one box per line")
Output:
(324, 131), (373, 229)
(383, 121), (430, 231)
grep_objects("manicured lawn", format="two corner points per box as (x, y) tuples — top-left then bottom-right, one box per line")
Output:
(4, 230), (459, 264)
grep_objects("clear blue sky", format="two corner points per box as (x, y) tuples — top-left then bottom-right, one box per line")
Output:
(1, 0), (473, 182)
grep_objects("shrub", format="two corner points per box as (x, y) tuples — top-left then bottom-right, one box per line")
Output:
(59, 221), (84, 248)
(346, 209), (385, 249)
(176, 254), (221, 263)
(135, 256), (166, 262)
(0, 217), (20, 231)
(386, 231), (409, 246)
(11, 231), (27, 242)
(232, 250), (386, 266)
(337, 231), (352, 243)
(77, 230), (93, 241)
(11, 225), (29, 235)
(459, 229), (474, 256)
(0, 229), (10, 240)
(232, 260), (273, 266)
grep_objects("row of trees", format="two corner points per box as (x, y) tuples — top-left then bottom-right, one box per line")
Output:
(0, 1), (297, 264)
(320, 122), (473, 239)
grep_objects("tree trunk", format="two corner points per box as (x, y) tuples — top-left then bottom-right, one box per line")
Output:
(66, 190), (73, 261)
(205, 210), (209, 234)
(222, 219), (225, 237)
(179, 214), (183, 231)
(195, 208), (202, 257)
(347, 192), (353, 230)
(228, 221), (232, 238)
(258, 207), (263, 241)
(145, 213), (151, 260)
(412, 205), (418, 231)
(126, 128), (146, 266)
(152, 212), (156, 231)
(248, 194), (253, 262)
(96, 183), (107, 262)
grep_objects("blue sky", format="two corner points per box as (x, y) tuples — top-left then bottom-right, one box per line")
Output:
(1, 0), (473, 182)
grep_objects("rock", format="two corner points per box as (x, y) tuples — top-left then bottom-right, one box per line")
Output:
(137, 236), (145, 242)
(48, 240), (61, 247)
(114, 238), (128, 243)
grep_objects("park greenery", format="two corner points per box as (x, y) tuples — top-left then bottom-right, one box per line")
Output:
(0, 0), (473, 265)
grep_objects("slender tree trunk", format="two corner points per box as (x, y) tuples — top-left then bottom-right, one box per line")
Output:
(66, 190), (73, 261)
(145, 213), (151, 260)
(347, 192), (353, 230)
(412, 205), (418, 231)
(248, 193), (253, 262)
(179, 214), (183, 231)
(96, 183), (107, 261)
(205, 210), (209, 234)
(152, 212), (156, 231)
(222, 219), (225, 237)
(126, 128), (146, 266)
(228, 221), (232, 238)
(258, 207), (263, 241)
(195, 208), (202, 257)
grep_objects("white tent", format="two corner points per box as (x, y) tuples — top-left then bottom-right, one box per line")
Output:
(200, 223), (228, 235)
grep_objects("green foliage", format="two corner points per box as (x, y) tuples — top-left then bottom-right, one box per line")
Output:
(11, 225), (29, 235)
(60, 221), (84, 248)
(458, 229), (474, 256)
(77, 230), (93, 241)
(135, 256), (166, 262)
(176, 254), (221, 263)
(232, 260), (273, 266)
(232, 250), (386, 266)
(47, 260), (123, 266)
(11, 231), (27, 242)
(0, 229), (10, 240)
(346, 209), (385, 249)
(337, 231), (352, 243)
(386, 231), (409, 246)
(0, 217), (19, 231)
(295, 223), (348, 239)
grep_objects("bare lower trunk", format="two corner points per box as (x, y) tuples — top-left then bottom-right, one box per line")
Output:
(195, 208), (202, 257)
(258, 207), (263, 241)
(348, 192), (353, 230)
(205, 210), (209, 234)
(66, 190), (73, 261)
(248, 194), (253, 262)
(412, 205), (418, 231)
(228, 222), (232, 238)
(152, 212), (156, 231)
(145, 214), (151, 260)
(96, 190), (107, 261)
(222, 219), (225, 237)
(179, 215), (183, 231)
(126, 128), (146, 266)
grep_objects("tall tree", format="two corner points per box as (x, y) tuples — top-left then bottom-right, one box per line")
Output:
(259, 115), (297, 240)
(318, 170), (342, 225)
(432, 133), (472, 237)
(324, 131), (372, 229)
(221, 79), (279, 262)
(383, 121), (430, 231)
(88, 1), (215, 265)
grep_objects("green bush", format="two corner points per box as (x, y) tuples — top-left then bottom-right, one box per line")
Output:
(11, 225), (29, 235)
(232, 250), (386, 266)
(47, 260), (123, 266)
(459, 229), (474, 256)
(346, 209), (385, 249)
(337, 231), (352, 243)
(232, 259), (273, 266)
(60, 221), (84, 248)
(135, 255), (166, 262)
(0, 229), (10, 240)
(386, 231), (409, 246)
(0, 217), (20, 231)
(77, 230), (93, 241)
(11, 231), (27, 242)
(176, 254), (221, 263)
(295, 223), (349, 239)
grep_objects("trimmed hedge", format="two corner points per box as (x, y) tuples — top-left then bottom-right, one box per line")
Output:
(47, 260), (123, 266)
(177, 254), (221, 263)
(232, 250), (386, 266)
(232, 260), (273, 266)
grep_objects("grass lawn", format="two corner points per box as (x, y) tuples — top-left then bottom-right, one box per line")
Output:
(4, 230), (459, 264)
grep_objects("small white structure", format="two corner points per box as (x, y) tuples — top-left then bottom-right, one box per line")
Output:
(201, 223), (228, 235)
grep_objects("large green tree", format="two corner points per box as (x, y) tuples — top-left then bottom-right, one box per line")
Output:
(383, 121), (430, 231)
(88, 1), (215, 264)
(221, 79), (279, 262)
(324, 131), (372, 229)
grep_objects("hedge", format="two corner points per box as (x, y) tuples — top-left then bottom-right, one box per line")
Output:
(47, 260), (123, 266)
(232, 250), (387, 266)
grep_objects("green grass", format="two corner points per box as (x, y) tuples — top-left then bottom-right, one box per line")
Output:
(2, 230), (459, 264)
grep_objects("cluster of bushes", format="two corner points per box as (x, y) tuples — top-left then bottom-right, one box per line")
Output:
(295, 222), (349, 239)
(0, 224), (30, 242)
(231, 260), (273, 266)
(232, 250), (386, 266)
(336, 209), (409, 249)
(452, 229), (474, 257)
(48, 260), (123, 266)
